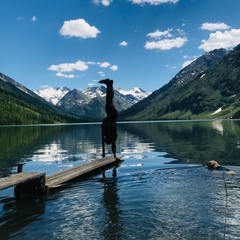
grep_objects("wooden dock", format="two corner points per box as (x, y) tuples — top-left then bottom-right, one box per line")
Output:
(0, 156), (123, 196)
(0, 172), (46, 197)
(45, 156), (123, 193)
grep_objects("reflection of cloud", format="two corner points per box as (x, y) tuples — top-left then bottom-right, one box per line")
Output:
(121, 135), (155, 154)
(30, 141), (101, 163)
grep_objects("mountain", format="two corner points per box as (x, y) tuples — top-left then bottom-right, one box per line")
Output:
(118, 46), (240, 120)
(0, 73), (81, 125)
(35, 85), (151, 121)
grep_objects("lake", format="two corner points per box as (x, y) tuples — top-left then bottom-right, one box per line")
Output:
(0, 120), (240, 240)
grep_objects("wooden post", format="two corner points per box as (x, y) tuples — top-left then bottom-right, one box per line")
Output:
(101, 125), (105, 158)
(17, 163), (23, 173)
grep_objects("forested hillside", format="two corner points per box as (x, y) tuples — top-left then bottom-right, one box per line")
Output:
(0, 73), (81, 125)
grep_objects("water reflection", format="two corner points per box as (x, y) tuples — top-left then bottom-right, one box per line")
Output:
(1, 120), (240, 176)
(0, 196), (45, 239)
(118, 120), (240, 165)
(101, 177), (123, 240)
(0, 119), (240, 239)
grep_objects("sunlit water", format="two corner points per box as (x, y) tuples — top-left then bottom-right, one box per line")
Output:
(1, 121), (240, 239)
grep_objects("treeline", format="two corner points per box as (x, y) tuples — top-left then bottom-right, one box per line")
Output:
(0, 88), (80, 125)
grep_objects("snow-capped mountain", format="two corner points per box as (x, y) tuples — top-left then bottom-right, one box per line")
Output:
(34, 86), (70, 105)
(35, 85), (151, 106)
(34, 85), (151, 120)
(82, 86), (106, 98)
(116, 87), (151, 104)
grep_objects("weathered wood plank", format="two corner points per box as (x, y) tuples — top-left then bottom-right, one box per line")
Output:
(46, 156), (123, 188)
(0, 172), (45, 190)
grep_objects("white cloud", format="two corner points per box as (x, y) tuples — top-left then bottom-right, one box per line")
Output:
(119, 41), (128, 46)
(130, 0), (178, 5)
(59, 18), (101, 39)
(147, 29), (173, 39)
(98, 71), (106, 77)
(93, 0), (112, 6)
(48, 60), (89, 72)
(201, 22), (230, 31)
(48, 60), (117, 79)
(110, 65), (118, 71)
(145, 37), (187, 50)
(56, 72), (75, 78)
(198, 29), (240, 51)
(145, 28), (187, 50)
(100, 62), (111, 68)
(31, 15), (37, 22)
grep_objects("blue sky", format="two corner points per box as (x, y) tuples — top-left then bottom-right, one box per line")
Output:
(1, 0), (240, 92)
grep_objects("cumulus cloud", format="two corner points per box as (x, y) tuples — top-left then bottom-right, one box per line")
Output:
(201, 22), (230, 31)
(48, 60), (89, 72)
(130, 0), (178, 5)
(198, 29), (240, 51)
(145, 37), (187, 50)
(93, 0), (112, 6)
(110, 65), (118, 71)
(59, 18), (101, 39)
(100, 62), (111, 68)
(48, 60), (117, 78)
(145, 28), (187, 50)
(119, 41), (128, 46)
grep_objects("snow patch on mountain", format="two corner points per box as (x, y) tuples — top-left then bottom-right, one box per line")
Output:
(82, 86), (106, 98)
(34, 86), (70, 105)
(116, 87), (151, 101)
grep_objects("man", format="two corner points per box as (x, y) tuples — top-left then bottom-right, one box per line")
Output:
(99, 79), (118, 158)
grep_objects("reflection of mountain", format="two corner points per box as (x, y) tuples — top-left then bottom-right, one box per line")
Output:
(118, 121), (240, 165)
(1, 121), (240, 176)
(0, 124), (102, 175)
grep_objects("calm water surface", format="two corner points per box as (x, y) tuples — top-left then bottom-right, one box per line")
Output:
(0, 120), (240, 240)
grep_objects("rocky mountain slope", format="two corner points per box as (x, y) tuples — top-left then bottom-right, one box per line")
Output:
(119, 45), (240, 120)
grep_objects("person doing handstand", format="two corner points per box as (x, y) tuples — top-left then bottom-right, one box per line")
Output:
(99, 79), (118, 158)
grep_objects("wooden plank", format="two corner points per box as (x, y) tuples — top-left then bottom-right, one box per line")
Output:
(46, 156), (123, 189)
(0, 172), (45, 190)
